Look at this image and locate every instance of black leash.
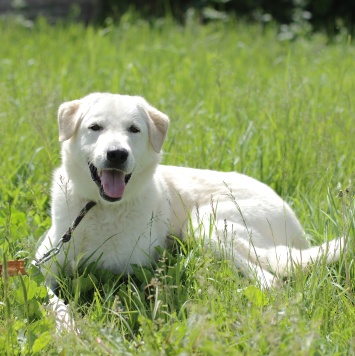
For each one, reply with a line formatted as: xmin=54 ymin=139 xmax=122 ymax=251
xmin=1 ymin=201 xmax=97 ymax=278
xmin=33 ymin=201 xmax=97 ymax=269
xmin=61 ymin=201 xmax=97 ymax=243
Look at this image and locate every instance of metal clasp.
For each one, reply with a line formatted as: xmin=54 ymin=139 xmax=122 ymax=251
xmin=34 ymin=240 xmax=64 ymax=267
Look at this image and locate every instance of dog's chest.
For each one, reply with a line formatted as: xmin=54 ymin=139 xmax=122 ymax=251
xmin=67 ymin=203 xmax=169 ymax=274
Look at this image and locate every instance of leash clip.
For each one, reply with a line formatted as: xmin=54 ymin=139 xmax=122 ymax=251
xmin=34 ymin=240 xmax=64 ymax=268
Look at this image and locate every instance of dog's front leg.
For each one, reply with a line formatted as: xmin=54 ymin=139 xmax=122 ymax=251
xmin=46 ymin=286 xmax=79 ymax=334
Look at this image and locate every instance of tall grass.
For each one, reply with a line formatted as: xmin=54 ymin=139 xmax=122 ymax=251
xmin=0 ymin=14 xmax=355 ymax=354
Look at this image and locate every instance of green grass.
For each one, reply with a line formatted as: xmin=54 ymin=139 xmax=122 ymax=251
xmin=1 ymin=14 xmax=355 ymax=354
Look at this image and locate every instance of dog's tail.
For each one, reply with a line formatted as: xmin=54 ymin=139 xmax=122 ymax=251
xmin=237 ymin=237 xmax=346 ymax=276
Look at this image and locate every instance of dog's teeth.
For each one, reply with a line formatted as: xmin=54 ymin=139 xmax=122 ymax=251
xmin=98 ymin=171 xmax=102 ymax=177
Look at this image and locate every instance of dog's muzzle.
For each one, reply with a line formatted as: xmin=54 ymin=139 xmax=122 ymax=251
xmin=89 ymin=163 xmax=132 ymax=202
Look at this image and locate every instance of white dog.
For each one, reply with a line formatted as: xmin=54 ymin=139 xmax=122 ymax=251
xmin=36 ymin=92 xmax=344 ymax=329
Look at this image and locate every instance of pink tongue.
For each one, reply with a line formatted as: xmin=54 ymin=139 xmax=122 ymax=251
xmin=101 ymin=170 xmax=126 ymax=198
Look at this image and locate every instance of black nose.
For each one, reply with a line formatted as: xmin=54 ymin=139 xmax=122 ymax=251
xmin=106 ymin=148 xmax=129 ymax=164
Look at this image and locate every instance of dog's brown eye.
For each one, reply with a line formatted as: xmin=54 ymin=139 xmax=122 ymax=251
xmin=129 ymin=125 xmax=140 ymax=133
xmin=89 ymin=124 xmax=102 ymax=132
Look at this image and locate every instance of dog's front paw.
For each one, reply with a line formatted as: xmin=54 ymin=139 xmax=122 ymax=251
xmin=47 ymin=289 xmax=80 ymax=334
xmin=53 ymin=304 xmax=79 ymax=334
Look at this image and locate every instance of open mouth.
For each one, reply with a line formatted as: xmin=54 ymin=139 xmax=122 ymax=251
xmin=89 ymin=163 xmax=132 ymax=202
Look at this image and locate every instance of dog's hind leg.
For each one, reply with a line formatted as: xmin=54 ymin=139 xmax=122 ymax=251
xmin=186 ymin=205 xmax=279 ymax=289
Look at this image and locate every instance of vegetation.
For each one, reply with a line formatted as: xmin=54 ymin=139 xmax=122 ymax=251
xmin=0 ymin=14 xmax=355 ymax=354
xmin=102 ymin=0 xmax=355 ymax=35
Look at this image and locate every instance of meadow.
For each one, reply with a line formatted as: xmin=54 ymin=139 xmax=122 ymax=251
xmin=0 ymin=13 xmax=355 ymax=355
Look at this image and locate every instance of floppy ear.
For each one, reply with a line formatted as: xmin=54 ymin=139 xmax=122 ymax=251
xmin=143 ymin=103 xmax=170 ymax=153
xmin=58 ymin=100 xmax=81 ymax=142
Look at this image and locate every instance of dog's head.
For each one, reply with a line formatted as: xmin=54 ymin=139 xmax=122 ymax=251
xmin=57 ymin=93 xmax=169 ymax=203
